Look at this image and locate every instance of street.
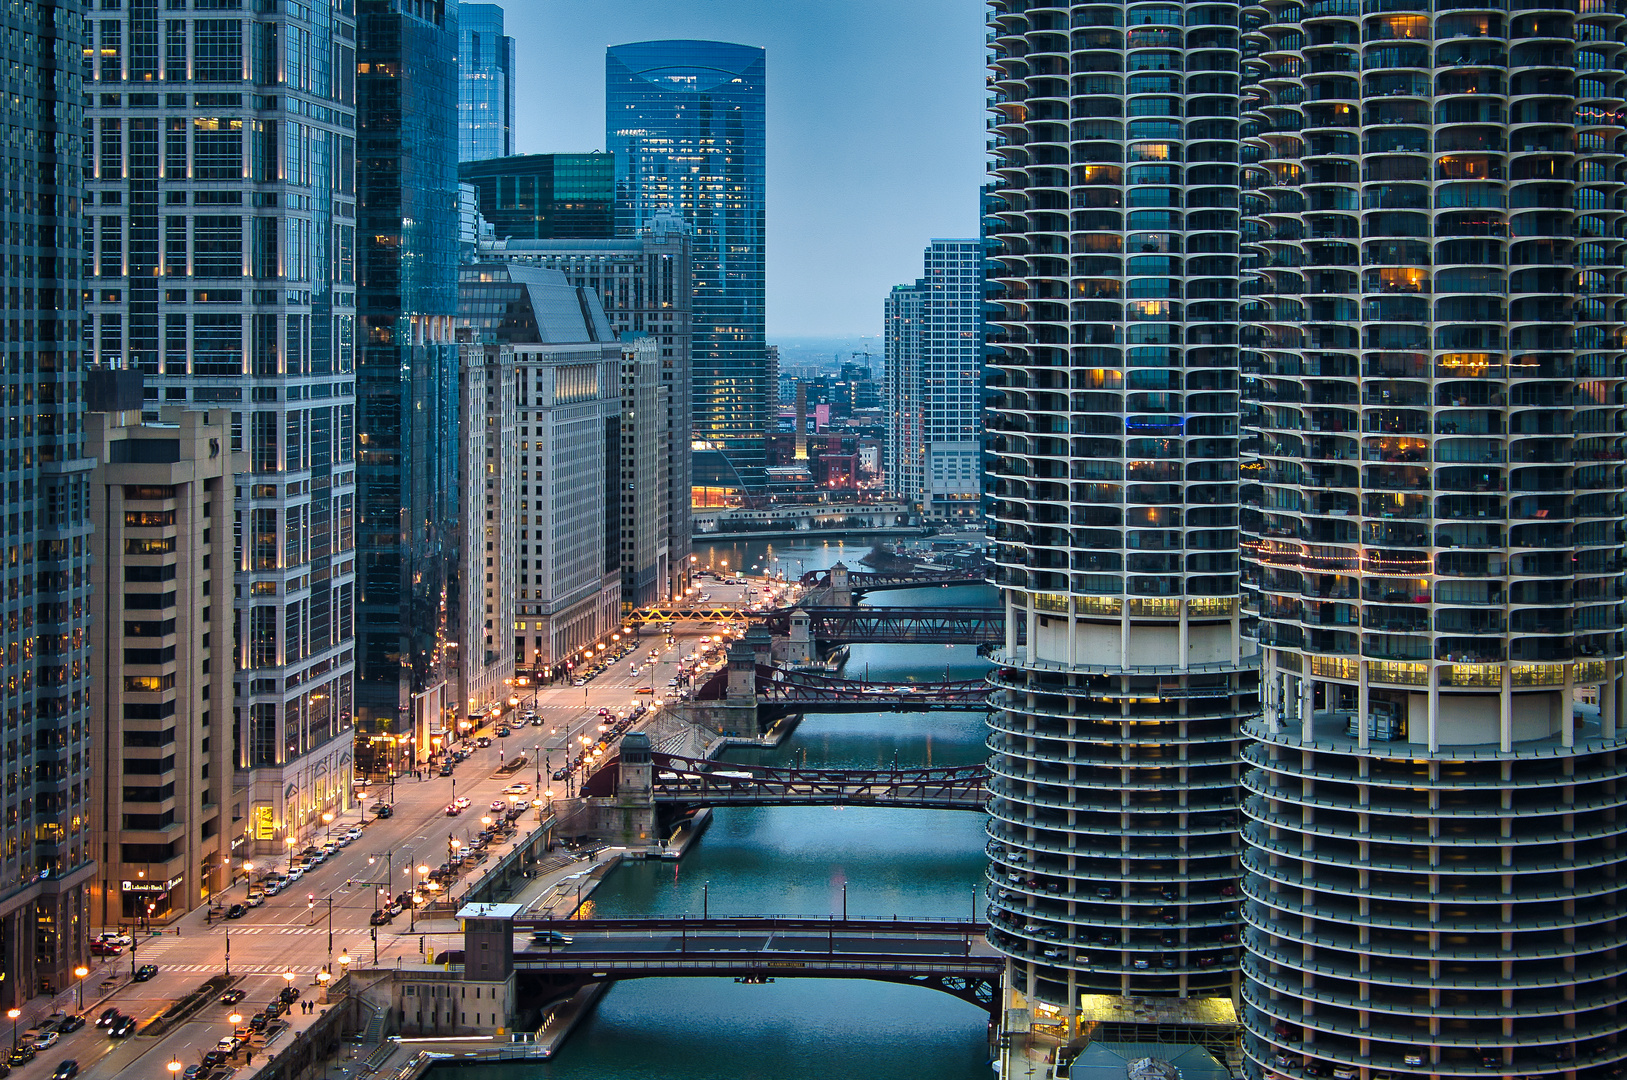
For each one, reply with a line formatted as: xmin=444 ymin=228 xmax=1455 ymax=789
xmin=6 ymin=578 xmax=789 ymax=1080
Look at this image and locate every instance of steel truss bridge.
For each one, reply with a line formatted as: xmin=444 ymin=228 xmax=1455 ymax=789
xmin=756 ymin=605 xmax=1005 ymax=645
xmin=493 ymin=916 xmax=1001 ymax=1014
xmin=578 ymin=750 xmax=986 ymax=812
xmin=755 ymin=665 xmax=990 ymax=714
xmin=799 ymin=568 xmax=989 ymax=592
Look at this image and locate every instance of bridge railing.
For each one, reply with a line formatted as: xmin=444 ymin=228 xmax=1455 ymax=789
xmin=512 ymin=915 xmax=986 ymax=933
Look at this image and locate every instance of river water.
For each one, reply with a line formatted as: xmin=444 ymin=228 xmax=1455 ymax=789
xmin=442 ymin=539 xmax=998 ymax=1080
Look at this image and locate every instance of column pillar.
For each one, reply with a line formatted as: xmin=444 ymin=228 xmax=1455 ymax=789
xmin=1426 ymin=663 xmax=1440 ymax=753
xmin=1499 ymin=664 xmax=1513 ymax=753
xmin=1357 ymin=661 xmax=1370 ymax=751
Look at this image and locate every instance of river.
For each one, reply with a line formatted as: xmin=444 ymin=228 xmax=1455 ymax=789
xmin=442 ymin=538 xmax=997 ymax=1079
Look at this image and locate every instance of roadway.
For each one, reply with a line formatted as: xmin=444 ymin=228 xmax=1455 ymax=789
xmin=12 ymin=578 xmax=783 ymax=1080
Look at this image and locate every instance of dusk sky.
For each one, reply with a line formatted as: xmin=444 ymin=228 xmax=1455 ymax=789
xmin=503 ymin=0 xmax=987 ymax=340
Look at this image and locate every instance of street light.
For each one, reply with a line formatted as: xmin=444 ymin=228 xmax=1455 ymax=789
xmin=338 ymin=950 xmax=352 ymax=975
xmin=167 ymin=1058 xmax=182 ymax=1078
xmin=242 ymin=861 xmax=255 ymax=898
xmin=321 ymin=811 xmax=335 ymax=843
xmin=283 ymin=971 xmax=296 ymax=995
xmin=74 ymin=964 xmax=89 ymax=1011
xmin=7 ymin=1007 xmax=20 ymax=1051
xmin=411 ymin=865 xmax=428 ymax=932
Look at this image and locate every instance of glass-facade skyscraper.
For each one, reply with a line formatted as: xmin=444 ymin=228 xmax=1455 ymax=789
xmin=458 ymin=153 xmax=615 ymax=241
xmin=0 ymin=0 xmax=94 ymax=1006
xmin=84 ymin=0 xmax=360 ymax=865
xmin=457 ymin=2 xmax=513 ymax=162
xmin=355 ymin=0 xmax=461 ymax=757
xmin=607 ymin=40 xmax=767 ymax=493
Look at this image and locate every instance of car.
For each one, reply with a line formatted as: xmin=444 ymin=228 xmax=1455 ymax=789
xmin=133 ymin=963 xmax=158 ymax=981
xmin=96 ymin=931 xmax=133 ymax=947
xmin=217 ymin=1037 xmax=240 ymax=1053
xmin=490 ymin=800 xmax=507 ymax=812
xmin=184 ymin=1066 xmax=203 ymax=1080
xmin=279 ymin=986 xmax=301 ymax=1004
xmin=476 ymin=737 xmax=492 ymax=749
xmin=200 ymin=1052 xmax=226 ymax=1069
xmin=244 ymin=892 xmax=265 ymax=907
xmin=1332 ymin=1069 xmax=1357 ymax=1080
xmin=497 ymin=726 xmax=511 ymax=737
xmin=48 ymin=1065 xmax=79 ymax=1080
xmin=225 ymin=903 xmax=247 ymax=919
xmin=370 ymin=909 xmax=392 ymax=926
xmin=1132 ymin=958 xmax=1151 ymax=970
xmin=438 ymin=764 xmax=454 ymax=777
xmin=32 ymin=1033 xmax=60 ymax=1051
xmin=108 ymin=1018 xmax=136 ymax=1038
xmin=265 ymin=881 xmax=286 ymax=896
xmin=286 ymin=867 xmax=305 ymax=881
xmin=53 ymin=1017 xmax=84 ymax=1035
xmin=262 ymin=1002 xmax=285 ymax=1020
xmin=504 ymin=783 xmax=530 ymax=795
xmin=455 ymin=796 xmax=470 ymax=808
xmin=1403 ymin=1058 xmax=1424 ymax=1069
xmin=377 ymin=802 xmax=395 ymax=817
xmin=334 ymin=834 xmax=353 ymax=848
xmin=531 ymin=716 xmax=546 ymax=726
xmin=89 ymin=941 xmax=122 ymax=957
xmin=345 ymin=827 xmax=362 ymax=840
xmin=247 ymin=1016 xmax=268 ymax=1033
xmin=370 ymin=802 xmax=390 ymax=815
xmin=634 ymin=686 xmax=654 ymax=694
xmin=96 ymin=1009 xmax=120 ymax=1029
xmin=220 ymin=989 xmax=246 ymax=1006
xmin=444 ymin=803 xmax=461 ymax=816
xmin=6 ymin=1049 xmax=33 ymax=1068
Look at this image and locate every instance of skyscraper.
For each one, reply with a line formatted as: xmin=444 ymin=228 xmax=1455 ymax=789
xmin=83 ymin=0 xmax=360 ymax=864
xmin=1238 ymin=3 xmax=1627 ymax=1075
xmin=355 ymin=0 xmax=461 ymax=762
xmin=459 ymin=153 xmax=615 ymax=241
xmin=884 ymin=240 xmax=985 ymax=522
xmin=984 ymin=0 xmax=1253 ymax=1030
xmin=607 ymin=40 xmax=767 ymax=495
xmin=0 ymin=0 xmax=94 ymax=1006
xmin=457 ymin=2 xmax=514 ymax=162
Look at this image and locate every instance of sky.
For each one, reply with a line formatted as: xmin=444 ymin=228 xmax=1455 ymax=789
xmin=502 ymin=0 xmax=988 ymax=340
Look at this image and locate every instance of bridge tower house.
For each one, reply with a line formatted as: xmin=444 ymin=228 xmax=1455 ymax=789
xmin=785 ymin=608 xmax=814 ymax=665
xmin=829 ymin=561 xmax=853 ymax=606
xmin=604 ymin=732 xmax=657 ymax=850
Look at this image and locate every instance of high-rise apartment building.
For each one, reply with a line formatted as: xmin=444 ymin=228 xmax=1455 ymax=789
xmin=354 ymin=0 xmax=461 ymax=767
xmin=82 ymin=0 xmax=360 ymax=860
xmin=459 ymin=153 xmax=615 ymax=241
xmin=607 ymin=40 xmax=767 ymax=495
xmin=983 ymin=0 xmax=1253 ymax=1030
xmin=1238 ymin=5 xmax=1627 ymax=1076
xmin=482 ymin=217 xmax=694 ymax=601
xmin=87 ymin=403 xmax=235 ymax=926
xmin=456 ymin=2 xmax=514 ymax=162
xmin=0 ymin=0 xmax=94 ymax=1006
xmin=884 ymin=240 xmax=985 ymax=522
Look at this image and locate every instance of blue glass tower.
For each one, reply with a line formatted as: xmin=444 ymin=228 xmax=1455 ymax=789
xmin=606 ymin=40 xmax=767 ymax=494
xmin=356 ymin=0 xmax=462 ymax=757
xmin=457 ymin=3 xmax=514 ymax=162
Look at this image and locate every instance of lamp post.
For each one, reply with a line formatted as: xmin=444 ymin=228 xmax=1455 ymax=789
xmin=411 ymin=865 xmax=428 ymax=933
xmin=74 ymin=964 xmax=88 ymax=1012
xmin=338 ymin=950 xmax=351 ymax=978
xmin=317 ymin=968 xmax=331 ymax=1003
xmin=242 ymin=861 xmax=255 ymax=899
xmin=167 ymin=1058 xmax=181 ymax=1079
xmin=321 ymin=811 xmax=335 ymax=844
xmin=283 ymin=970 xmax=296 ymax=997
xmin=7 ymin=1007 xmax=20 ymax=1052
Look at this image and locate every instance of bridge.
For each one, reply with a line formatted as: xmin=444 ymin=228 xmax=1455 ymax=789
xmin=448 ymin=914 xmax=1000 ymax=1020
xmin=799 ymin=567 xmax=989 ymax=593
xmin=758 ymin=606 xmax=1005 ymax=646
xmin=579 ymin=750 xmax=987 ymax=811
xmin=755 ymin=666 xmax=990 ymax=717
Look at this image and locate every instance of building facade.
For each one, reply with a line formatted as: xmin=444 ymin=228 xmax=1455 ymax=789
xmin=0 ymin=0 xmax=95 ymax=1006
xmin=618 ymin=338 xmax=669 ymax=610
xmin=459 ymin=153 xmax=615 ymax=241
xmin=87 ymin=405 xmax=235 ymax=927
xmin=1238 ymin=2 xmax=1627 ymax=1075
xmin=456 ymin=2 xmax=514 ymax=163
xmin=457 ymin=264 xmax=623 ymax=676
xmin=483 ymin=218 xmax=694 ymax=600
xmin=451 ymin=338 xmax=517 ymax=729
xmin=355 ymin=0 xmax=461 ymax=772
xmin=82 ymin=0 xmax=360 ymax=860
xmin=607 ymin=40 xmax=767 ymax=493
xmin=984 ymin=0 xmax=1253 ymax=1030
xmin=885 ymin=240 xmax=986 ymax=521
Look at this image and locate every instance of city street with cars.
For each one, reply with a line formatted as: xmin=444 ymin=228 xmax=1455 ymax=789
xmin=0 ymin=578 xmax=779 ymax=1080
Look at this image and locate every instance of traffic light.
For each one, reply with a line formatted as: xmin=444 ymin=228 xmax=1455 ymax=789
xmin=307 ymin=893 xmax=315 ymax=909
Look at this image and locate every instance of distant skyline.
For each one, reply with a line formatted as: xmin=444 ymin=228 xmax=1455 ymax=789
xmin=503 ymin=0 xmax=986 ymax=339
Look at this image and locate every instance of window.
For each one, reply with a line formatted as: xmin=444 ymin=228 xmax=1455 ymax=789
xmin=193 ymin=19 xmax=243 ymax=81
